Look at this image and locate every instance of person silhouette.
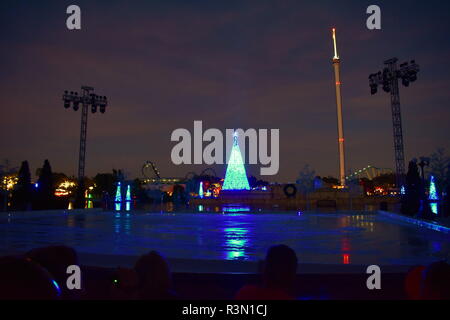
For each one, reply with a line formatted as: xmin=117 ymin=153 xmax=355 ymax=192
xmin=235 ymin=244 xmax=298 ymax=300
xmin=26 ymin=245 xmax=80 ymax=299
xmin=0 ymin=256 xmax=61 ymax=300
xmin=420 ymin=261 xmax=450 ymax=300
xmin=134 ymin=251 xmax=177 ymax=299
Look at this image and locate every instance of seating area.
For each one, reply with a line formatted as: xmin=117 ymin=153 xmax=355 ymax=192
xmin=0 ymin=245 xmax=449 ymax=300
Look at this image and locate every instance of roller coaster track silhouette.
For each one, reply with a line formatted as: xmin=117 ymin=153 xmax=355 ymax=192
xmin=345 ymin=165 xmax=392 ymax=181
xmin=142 ymin=161 xmax=218 ymax=183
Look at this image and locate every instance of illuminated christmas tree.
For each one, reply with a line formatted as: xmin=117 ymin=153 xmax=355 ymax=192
xmin=115 ymin=182 xmax=122 ymax=211
xmin=125 ymin=185 xmax=131 ymax=211
xmin=428 ymin=175 xmax=438 ymax=201
xmin=86 ymin=192 xmax=93 ymax=209
xmin=198 ymin=181 xmax=204 ymax=198
xmin=429 ymin=175 xmax=439 ymax=215
xmin=222 ymin=132 xmax=250 ymax=191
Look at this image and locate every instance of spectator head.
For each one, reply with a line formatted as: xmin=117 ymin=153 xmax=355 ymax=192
xmin=421 ymin=261 xmax=450 ymax=300
xmin=0 ymin=256 xmax=61 ymax=300
xmin=134 ymin=251 xmax=172 ymax=298
xmin=404 ymin=265 xmax=426 ymax=300
xmin=26 ymin=246 xmax=78 ymax=282
xmin=263 ymin=244 xmax=298 ymax=290
xmin=26 ymin=246 xmax=79 ymax=299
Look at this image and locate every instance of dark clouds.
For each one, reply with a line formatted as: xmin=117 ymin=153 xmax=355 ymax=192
xmin=1 ymin=0 xmax=449 ymax=181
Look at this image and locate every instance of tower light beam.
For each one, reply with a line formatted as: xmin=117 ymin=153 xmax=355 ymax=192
xmin=332 ymin=28 xmax=339 ymax=60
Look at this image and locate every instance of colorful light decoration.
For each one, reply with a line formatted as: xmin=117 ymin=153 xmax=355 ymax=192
xmin=212 ymin=183 xmax=221 ymax=197
xmin=400 ymin=185 xmax=406 ymax=195
xmin=343 ymin=254 xmax=350 ymax=265
xmin=222 ymin=132 xmax=250 ymax=191
xmin=373 ymin=186 xmax=386 ymax=195
xmin=60 ymin=180 xmax=76 ymax=189
xmin=54 ymin=180 xmax=77 ymax=197
xmin=55 ymin=189 xmax=69 ymax=197
xmin=2 ymin=175 xmax=18 ymax=191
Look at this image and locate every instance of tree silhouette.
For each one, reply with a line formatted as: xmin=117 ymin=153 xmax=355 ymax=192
xmin=444 ymin=164 xmax=450 ymax=217
xmin=35 ymin=159 xmax=55 ymax=210
xmin=74 ymin=179 xmax=85 ymax=209
xmin=296 ymin=165 xmax=316 ymax=194
xmin=401 ymin=160 xmax=422 ymax=216
xmin=11 ymin=161 xmax=33 ymax=211
xmin=322 ymin=176 xmax=339 ymax=186
xmin=93 ymin=173 xmax=116 ymax=197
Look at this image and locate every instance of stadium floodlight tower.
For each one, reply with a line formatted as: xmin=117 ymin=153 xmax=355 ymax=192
xmin=332 ymin=28 xmax=346 ymax=188
xmin=368 ymin=59 xmax=420 ymax=189
xmin=62 ymin=86 xmax=108 ymax=207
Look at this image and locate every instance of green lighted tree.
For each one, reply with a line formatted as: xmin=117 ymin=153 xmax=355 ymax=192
xmin=428 ymin=148 xmax=449 ymax=196
xmin=222 ymin=134 xmax=250 ymax=190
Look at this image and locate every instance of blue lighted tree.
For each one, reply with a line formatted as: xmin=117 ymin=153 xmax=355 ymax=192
xmin=115 ymin=182 xmax=122 ymax=211
xmin=429 ymin=175 xmax=438 ymax=201
xmin=126 ymin=185 xmax=131 ymax=201
xmin=198 ymin=181 xmax=204 ymax=198
xmin=222 ymin=133 xmax=250 ymax=191
xmin=115 ymin=182 xmax=122 ymax=202
xmin=429 ymin=175 xmax=439 ymax=215
xmin=125 ymin=184 xmax=131 ymax=211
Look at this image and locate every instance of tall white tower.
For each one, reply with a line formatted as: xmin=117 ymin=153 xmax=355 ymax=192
xmin=332 ymin=28 xmax=346 ymax=187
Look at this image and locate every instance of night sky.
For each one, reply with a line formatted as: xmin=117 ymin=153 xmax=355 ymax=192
xmin=1 ymin=0 xmax=449 ymax=182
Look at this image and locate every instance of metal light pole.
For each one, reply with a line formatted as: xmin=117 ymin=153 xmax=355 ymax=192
xmin=63 ymin=86 xmax=108 ymax=208
xmin=369 ymin=58 xmax=420 ymax=189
